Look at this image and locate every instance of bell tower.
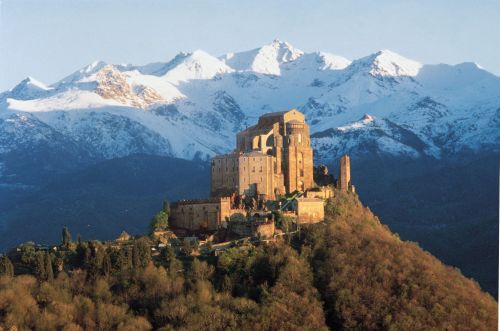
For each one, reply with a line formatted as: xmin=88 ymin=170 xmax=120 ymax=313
xmin=283 ymin=118 xmax=314 ymax=193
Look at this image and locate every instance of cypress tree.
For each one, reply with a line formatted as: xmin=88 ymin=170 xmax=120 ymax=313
xmin=45 ymin=253 xmax=54 ymax=281
xmin=62 ymin=226 xmax=72 ymax=248
xmin=35 ymin=252 xmax=46 ymax=280
xmin=103 ymin=251 xmax=112 ymax=277
xmin=0 ymin=256 xmax=14 ymax=277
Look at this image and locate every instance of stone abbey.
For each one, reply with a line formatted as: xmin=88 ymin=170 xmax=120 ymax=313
xmin=170 ymin=109 xmax=354 ymax=233
xmin=211 ymin=109 xmax=314 ymax=199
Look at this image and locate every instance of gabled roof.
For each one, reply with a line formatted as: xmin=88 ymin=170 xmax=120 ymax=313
xmin=260 ymin=110 xmax=288 ymax=118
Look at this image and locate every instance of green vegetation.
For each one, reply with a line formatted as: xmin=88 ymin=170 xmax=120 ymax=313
xmin=0 ymin=241 xmax=325 ymax=330
xmin=0 ymin=191 xmax=497 ymax=330
xmin=62 ymin=226 xmax=72 ymax=249
xmin=149 ymin=200 xmax=170 ymax=234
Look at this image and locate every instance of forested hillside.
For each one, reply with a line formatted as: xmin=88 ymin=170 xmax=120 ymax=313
xmin=296 ymin=191 xmax=498 ymax=330
xmin=0 ymin=191 xmax=496 ymax=330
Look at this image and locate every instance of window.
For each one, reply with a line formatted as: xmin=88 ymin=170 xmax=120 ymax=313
xmin=252 ymin=167 xmax=255 ymax=173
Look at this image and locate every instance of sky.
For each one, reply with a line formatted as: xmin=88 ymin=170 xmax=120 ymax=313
xmin=1 ymin=0 xmax=499 ymax=91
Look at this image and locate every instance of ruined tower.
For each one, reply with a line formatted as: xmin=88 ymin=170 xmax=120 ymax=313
xmin=338 ymin=154 xmax=351 ymax=191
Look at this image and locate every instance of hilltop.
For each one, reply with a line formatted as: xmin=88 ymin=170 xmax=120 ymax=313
xmin=0 ymin=190 xmax=496 ymax=330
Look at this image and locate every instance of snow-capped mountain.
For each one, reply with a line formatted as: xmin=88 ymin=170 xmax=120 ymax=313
xmin=1 ymin=39 xmax=499 ymax=184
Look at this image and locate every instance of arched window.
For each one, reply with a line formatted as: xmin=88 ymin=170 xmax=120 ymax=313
xmin=266 ymin=134 xmax=274 ymax=147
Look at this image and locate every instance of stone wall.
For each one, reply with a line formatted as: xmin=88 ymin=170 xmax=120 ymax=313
xmin=294 ymin=198 xmax=325 ymax=224
xmin=305 ymin=186 xmax=334 ymax=199
xmin=254 ymin=221 xmax=275 ymax=239
xmin=228 ymin=219 xmax=275 ymax=239
xmin=238 ymin=152 xmax=276 ymax=199
xmin=170 ymin=197 xmax=243 ymax=231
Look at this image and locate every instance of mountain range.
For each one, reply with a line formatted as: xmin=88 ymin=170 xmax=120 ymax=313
xmin=1 ymin=39 xmax=499 ymax=171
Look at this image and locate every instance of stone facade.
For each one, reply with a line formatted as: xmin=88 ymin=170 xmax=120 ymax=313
xmin=211 ymin=109 xmax=314 ymax=199
xmin=338 ymin=154 xmax=352 ymax=191
xmin=304 ymin=186 xmax=334 ymax=199
xmin=293 ymin=198 xmax=325 ymax=224
xmin=228 ymin=218 xmax=275 ymax=239
xmin=170 ymin=197 xmax=245 ymax=231
xmin=211 ymin=151 xmax=279 ymax=198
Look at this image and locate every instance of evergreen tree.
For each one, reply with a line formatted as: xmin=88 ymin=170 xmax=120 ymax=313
xmin=45 ymin=253 xmax=54 ymax=282
xmin=103 ymin=251 xmax=112 ymax=277
xmin=150 ymin=211 xmax=169 ymax=234
xmin=75 ymin=239 xmax=87 ymax=268
xmin=132 ymin=238 xmax=151 ymax=269
xmin=86 ymin=241 xmax=104 ymax=280
xmin=117 ymin=247 xmax=132 ymax=272
xmin=35 ymin=252 xmax=46 ymax=281
xmin=162 ymin=246 xmax=182 ymax=277
xmin=62 ymin=226 xmax=72 ymax=248
xmin=0 ymin=256 xmax=14 ymax=277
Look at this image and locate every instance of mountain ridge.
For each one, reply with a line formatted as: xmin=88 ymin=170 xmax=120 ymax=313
xmin=1 ymin=40 xmax=499 ymax=184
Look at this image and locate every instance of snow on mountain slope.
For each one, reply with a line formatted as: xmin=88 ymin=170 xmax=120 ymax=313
xmin=1 ymin=39 xmax=499 ymax=177
xmin=1 ymin=77 xmax=53 ymax=101
xmin=312 ymin=114 xmax=432 ymax=162
xmin=362 ymin=50 xmax=422 ymax=77
xmin=220 ymin=39 xmax=304 ymax=75
xmin=161 ymin=50 xmax=234 ymax=83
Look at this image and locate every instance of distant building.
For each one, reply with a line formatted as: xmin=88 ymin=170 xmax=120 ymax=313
xmin=170 ymin=197 xmax=245 ymax=231
xmin=116 ymin=231 xmax=131 ymax=241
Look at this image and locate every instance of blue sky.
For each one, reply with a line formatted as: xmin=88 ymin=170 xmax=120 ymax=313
xmin=1 ymin=0 xmax=499 ymax=91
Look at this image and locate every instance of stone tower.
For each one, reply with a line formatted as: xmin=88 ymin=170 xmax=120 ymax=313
xmin=338 ymin=154 xmax=351 ymax=191
xmin=284 ymin=119 xmax=314 ymax=192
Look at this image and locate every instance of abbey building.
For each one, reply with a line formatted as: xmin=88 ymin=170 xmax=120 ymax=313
xmin=170 ymin=109 xmax=354 ymax=233
xmin=211 ymin=109 xmax=314 ymax=199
